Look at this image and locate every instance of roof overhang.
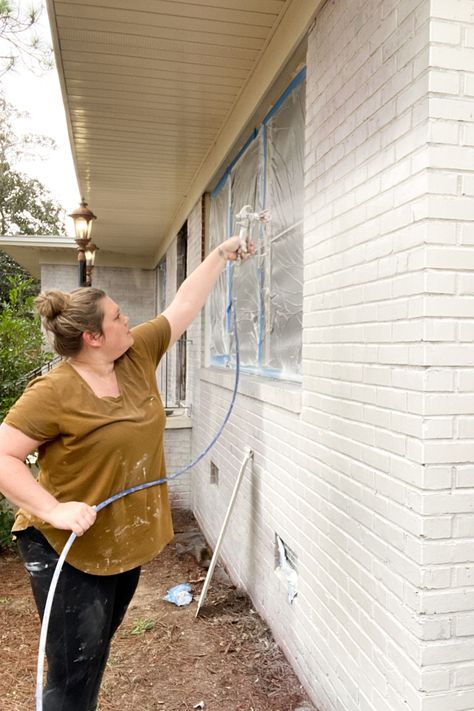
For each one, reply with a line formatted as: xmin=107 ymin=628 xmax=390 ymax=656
xmin=0 ymin=235 xmax=153 ymax=278
xmin=46 ymin=0 xmax=322 ymax=267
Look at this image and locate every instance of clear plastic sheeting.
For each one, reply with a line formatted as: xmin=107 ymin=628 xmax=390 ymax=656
xmin=230 ymin=134 xmax=262 ymax=368
xmin=208 ymin=69 xmax=305 ymax=379
xmin=264 ymin=79 xmax=305 ymax=376
xmin=266 ymin=225 xmax=303 ymax=375
xmin=209 ymin=178 xmax=231 ymax=363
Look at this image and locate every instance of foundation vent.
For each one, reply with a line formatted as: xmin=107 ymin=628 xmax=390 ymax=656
xmin=274 ymin=534 xmax=298 ymax=603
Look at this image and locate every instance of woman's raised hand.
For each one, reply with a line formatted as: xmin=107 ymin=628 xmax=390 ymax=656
xmin=218 ymin=236 xmax=256 ymax=262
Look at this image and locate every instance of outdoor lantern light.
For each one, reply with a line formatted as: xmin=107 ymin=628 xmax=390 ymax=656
xmin=69 ymin=198 xmax=97 ymax=287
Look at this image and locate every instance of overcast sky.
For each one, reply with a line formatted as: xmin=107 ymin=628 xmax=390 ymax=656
xmin=2 ymin=0 xmax=80 ymax=229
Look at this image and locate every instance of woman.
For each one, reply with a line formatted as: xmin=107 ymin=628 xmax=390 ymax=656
xmin=0 ymin=235 xmax=252 ymax=711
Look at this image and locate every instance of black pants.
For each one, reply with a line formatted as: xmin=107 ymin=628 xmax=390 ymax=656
xmin=17 ymin=528 xmax=141 ymax=711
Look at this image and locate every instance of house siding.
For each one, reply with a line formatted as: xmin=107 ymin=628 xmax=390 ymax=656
xmin=163 ymin=202 xmax=205 ymax=512
xmin=187 ymin=1 xmax=474 ymax=710
xmin=303 ymin=0 xmax=431 ymax=709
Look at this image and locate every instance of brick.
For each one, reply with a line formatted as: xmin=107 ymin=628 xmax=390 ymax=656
xmin=429 ymin=118 xmax=460 ymax=143
xmin=430 ymin=20 xmax=462 ymax=44
xmin=431 ymin=0 xmax=474 ymax=23
xmin=457 ymin=465 xmax=474 ymax=488
xmin=420 ymin=669 xmax=450 ymax=692
xmin=454 ymin=515 xmax=474 ymax=538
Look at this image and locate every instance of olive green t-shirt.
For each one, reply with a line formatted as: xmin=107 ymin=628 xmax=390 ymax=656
xmin=5 ymin=315 xmax=173 ymax=575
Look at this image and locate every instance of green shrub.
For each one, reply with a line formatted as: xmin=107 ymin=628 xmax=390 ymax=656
xmin=0 ymin=277 xmax=52 ymax=552
xmin=0 ymin=276 xmax=52 ymax=421
xmin=0 ymin=503 xmax=14 ymax=551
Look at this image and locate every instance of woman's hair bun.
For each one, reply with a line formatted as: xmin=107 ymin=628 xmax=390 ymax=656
xmin=34 ymin=290 xmax=72 ymax=322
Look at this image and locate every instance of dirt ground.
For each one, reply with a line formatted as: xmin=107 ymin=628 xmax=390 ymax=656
xmin=0 ymin=510 xmax=316 ymax=711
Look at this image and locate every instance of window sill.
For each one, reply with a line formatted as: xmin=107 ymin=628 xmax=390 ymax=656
xmin=200 ymin=367 xmax=301 ymax=414
xmin=165 ymin=410 xmax=192 ymax=429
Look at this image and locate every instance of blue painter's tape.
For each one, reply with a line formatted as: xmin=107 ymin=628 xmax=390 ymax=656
xmin=263 ymin=66 xmax=307 ymax=125
xmin=211 ymin=128 xmax=258 ymax=198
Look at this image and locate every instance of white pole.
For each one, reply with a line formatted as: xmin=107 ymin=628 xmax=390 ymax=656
xmin=195 ymin=447 xmax=254 ymax=617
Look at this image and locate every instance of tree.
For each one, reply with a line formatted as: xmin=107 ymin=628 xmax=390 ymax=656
xmin=0 ymin=94 xmax=64 ymax=233
xmin=0 ymin=160 xmax=65 ymax=235
xmin=0 ymin=94 xmax=66 ymax=301
xmin=0 ymin=0 xmax=53 ymax=75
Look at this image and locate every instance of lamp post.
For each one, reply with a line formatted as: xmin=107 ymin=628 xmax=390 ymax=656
xmin=69 ymin=199 xmax=97 ymax=287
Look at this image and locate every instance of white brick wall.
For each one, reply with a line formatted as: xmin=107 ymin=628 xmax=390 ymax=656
xmin=305 ymin=1 xmax=432 ymax=707
xmin=54 ymin=1 xmax=468 ymax=709
xmin=418 ymin=1 xmax=474 ymax=708
xmin=298 ymin=0 xmax=474 ymax=709
xmin=160 ymin=202 xmax=204 ymax=510
xmin=185 ymin=2 xmax=474 ymax=711
xmin=164 ymin=423 xmax=192 ymax=509
xmin=40 ymin=264 xmax=156 ymax=326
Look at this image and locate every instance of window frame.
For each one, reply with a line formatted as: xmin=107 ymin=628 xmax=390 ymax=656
xmin=208 ymin=67 xmax=306 ymax=382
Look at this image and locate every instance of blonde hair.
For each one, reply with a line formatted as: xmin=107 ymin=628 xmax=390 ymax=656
xmin=34 ymin=288 xmax=106 ymax=357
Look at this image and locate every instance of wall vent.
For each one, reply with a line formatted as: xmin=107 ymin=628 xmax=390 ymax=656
xmin=274 ymin=533 xmax=298 ymax=603
xmin=210 ymin=461 xmax=219 ymax=485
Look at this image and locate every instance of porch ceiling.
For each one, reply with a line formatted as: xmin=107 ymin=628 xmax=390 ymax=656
xmin=46 ymin=0 xmax=313 ymax=265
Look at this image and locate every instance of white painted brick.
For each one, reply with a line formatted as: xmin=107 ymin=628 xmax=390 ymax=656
xmin=422 ymin=516 xmax=452 ymax=538
xmin=425 ymin=393 xmax=474 ymax=415
xmin=465 ymin=73 xmax=474 ymax=99
xmin=421 ymin=466 xmax=453 ymax=490
xmin=424 ymin=320 xmax=457 ymax=342
xmin=424 ymin=441 xmax=474 ymax=464
xmin=455 ymin=566 xmax=474 ymax=588
xmin=458 ymin=274 xmax=474 ymax=294
xmin=454 ymin=662 xmax=474 ymax=685
xmin=430 ymin=0 xmax=474 ymax=23
xmin=430 ymin=144 xmax=474 ymax=170
xmin=424 ymin=343 xmax=474 ymax=366
xmin=462 ymin=174 xmax=474 ymax=196
xmin=430 ymin=20 xmax=462 ymax=44
xmin=460 ymin=223 xmax=474 ymax=246
xmin=421 ymin=566 xmax=452 ymax=589
xmin=429 ymin=118 xmax=460 ymax=143
xmin=420 ymin=669 xmax=451 ymax=692
xmin=459 ymin=323 xmax=474 ymax=341
xmin=421 ymin=587 xmax=474 ymax=619
xmin=188 ymin=3 xmax=474 ymax=711
xmin=428 ymin=67 xmax=462 ymax=94
xmin=426 ymin=247 xmax=474 ymax=270
xmin=456 ymin=465 xmax=474 ymax=488
xmin=430 ymin=45 xmax=474 ymax=73
xmin=454 ymin=514 xmax=474 ymax=538
xmin=423 ymin=690 xmax=474 ymax=711
xmin=424 ymin=368 xmax=455 ymax=391
xmin=426 ymin=220 xmax=457 ymax=245
xmin=424 ymin=492 xmax=474 ymax=516
xmin=423 ymin=417 xmax=454 ymax=438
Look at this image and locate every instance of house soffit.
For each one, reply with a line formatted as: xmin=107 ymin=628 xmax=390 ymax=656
xmin=47 ymin=0 xmax=317 ymax=264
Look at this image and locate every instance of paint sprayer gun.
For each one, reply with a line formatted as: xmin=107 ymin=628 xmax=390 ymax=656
xmin=235 ymin=204 xmax=270 ymax=257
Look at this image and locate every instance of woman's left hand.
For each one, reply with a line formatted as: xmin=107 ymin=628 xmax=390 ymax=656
xmin=218 ymin=236 xmax=256 ymax=262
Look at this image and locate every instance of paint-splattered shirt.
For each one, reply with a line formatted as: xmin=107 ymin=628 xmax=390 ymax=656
xmin=5 ymin=315 xmax=173 ymax=575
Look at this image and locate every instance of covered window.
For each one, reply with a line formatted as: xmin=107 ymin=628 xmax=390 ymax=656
xmin=208 ymin=68 xmax=305 ymax=380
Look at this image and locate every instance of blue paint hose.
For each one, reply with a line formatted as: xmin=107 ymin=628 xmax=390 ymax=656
xmin=35 ymin=276 xmax=240 ymax=711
